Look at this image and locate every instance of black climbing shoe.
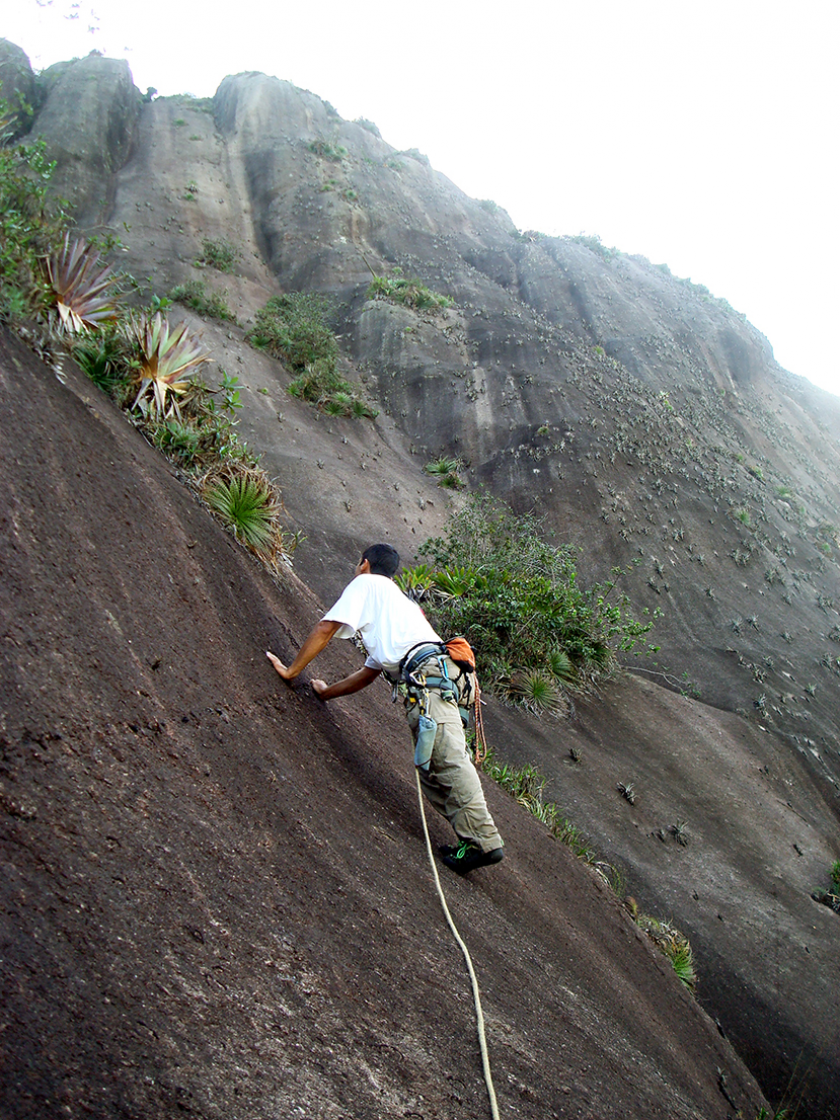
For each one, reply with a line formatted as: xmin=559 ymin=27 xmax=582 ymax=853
xmin=441 ymin=840 xmax=504 ymax=875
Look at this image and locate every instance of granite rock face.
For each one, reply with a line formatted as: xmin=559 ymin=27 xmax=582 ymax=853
xmin=0 ymin=38 xmax=40 ymax=137
xmin=31 ymin=53 xmax=140 ymax=225
xmin=7 ymin=47 xmax=840 ymax=1117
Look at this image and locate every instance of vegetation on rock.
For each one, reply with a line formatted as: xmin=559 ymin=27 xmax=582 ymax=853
xmin=247 ymin=292 xmax=376 ymax=418
xmin=0 ymin=96 xmax=69 ymax=320
xmin=170 ymin=278 xmax=237 ymax=322
xmin=366 ymin=269 xmax=453 ymax=312
xmin=194 ymin=236 xmax=241 ymax=275
xmin=201 ymin=464 xmax=285 ymax=564
xmin=397 ymin=494 xmax=658 ymax=705
xmin=131 ymin=313 xmax=211 ymax=420
xmin=42 ymin=235 xmax=121 ymax=334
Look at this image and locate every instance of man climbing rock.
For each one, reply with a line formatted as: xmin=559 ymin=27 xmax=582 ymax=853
xmin=267 ymin=543 xmax=504 ymax=874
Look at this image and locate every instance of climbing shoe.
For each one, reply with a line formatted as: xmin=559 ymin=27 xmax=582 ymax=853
xmin=441 ymin=840 xmax=504 ymax=875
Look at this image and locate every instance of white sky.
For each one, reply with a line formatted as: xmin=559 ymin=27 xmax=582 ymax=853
xmin=4 ymin=0 xmax=838 ymax=395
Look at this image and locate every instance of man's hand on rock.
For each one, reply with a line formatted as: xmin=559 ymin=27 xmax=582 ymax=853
xmin=266 ymin=650 xmax=294 ymax=682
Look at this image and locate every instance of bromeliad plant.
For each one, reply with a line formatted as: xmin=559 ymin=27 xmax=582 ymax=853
xmin=201 ymin=465 xmax=283 ymax=564
xmin=131 ymin=313 xmax=211 ymax=420
xmin=42 ymin=235 xmax=121 ymax=334
xmin=366 ymin=269 xmax=453 ymax=312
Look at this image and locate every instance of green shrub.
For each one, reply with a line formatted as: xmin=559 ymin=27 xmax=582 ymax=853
xmin=71 ymin=324 xmax=135 ymax=395
xmin=286 ymin=362 xmax=377 ymax=419
xmin=367 ymin=270 xmax=452 ymax=312
xmin=354 ymin=117 xmax=380 ymax=136
xmin=170 ymin=278 xmax=236 ymax=322
xmin=194 ymin=237 xmax=241 ymax=274
xmin=397 ymin=493 xmax=657 ymax=693
xmin=0 ymin=102 xmax=70 ymax=318
xmin=568 ymin=233 xmax=619 ymax=262
xmin=246 ymin=292 xmax=337 ymax=369
xmin=144 ymin=372 xmax=248 ymax=470
xmin=308 ymin=138 xmax=347 ymax=162
xmin=247 ymin=292 xmax=376 ymax=419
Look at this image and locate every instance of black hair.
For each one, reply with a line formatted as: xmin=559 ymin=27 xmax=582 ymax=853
xmin=362 ymin=543 xmax=400 ymax=577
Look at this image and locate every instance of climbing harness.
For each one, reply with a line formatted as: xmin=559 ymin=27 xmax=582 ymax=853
xmin=415 ymin=769 xmax=500 ymax=1120
xmin=392 ymin=639 xmax=487 ymax=765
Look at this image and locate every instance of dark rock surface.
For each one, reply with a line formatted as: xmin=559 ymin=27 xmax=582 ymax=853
xmin=4 ymin=44 xmax=840 ymax=1116
xmin=0 ymin=327 xmax=769 ymax=1119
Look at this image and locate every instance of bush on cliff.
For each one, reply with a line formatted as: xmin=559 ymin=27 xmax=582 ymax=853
xmin=397 ymin=493 xmax=658 ymax=704
xmin=0 ymin=94 xmax=69 ymax=319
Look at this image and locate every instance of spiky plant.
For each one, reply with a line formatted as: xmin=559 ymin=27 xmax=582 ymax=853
xmin=547 ymin=647 xmax=577 ymax=685
xmin=662 ymin=933 xmax=697 ymax=992
xmin=634 ymin=914 xmax=698 ymax=992
xmin=394 ymin=563 xmax=436 ymax=601
xmin=424 ymin=456 xmax=464 ymax=489
xmin=424 ymin=456 xmax=463 ymax=477
xmin=617 ymin=781 xmax=637 ymax=805
xmin=351 ymin=397 xmax=378 ymax=419
xmin=42 ymin=235 xmax=121 ymax=333
xmin=322 ymin=391 xmax=354 ymax=416
xmin=505 ymin=670 xmax=567 ymax=717
xmin=131 ymin=314 xmax=211 ymax=420
xmin=201 ymin=466 xmax=282 ymax=561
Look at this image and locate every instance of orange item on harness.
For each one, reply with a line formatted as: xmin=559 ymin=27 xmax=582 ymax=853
xmin=445 ymin=636 xmax=476 ymax=671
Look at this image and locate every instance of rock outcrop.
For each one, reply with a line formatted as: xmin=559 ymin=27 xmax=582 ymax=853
xmin=1 ymin=324 xmax=770 ymax=1120
xmin=0 ymin=38 xmax=40 ymax=137
xmin=4 ymin=43 xmax=840 ymax=1117
xmin=31 ymin=53 xmax=140 ymax=225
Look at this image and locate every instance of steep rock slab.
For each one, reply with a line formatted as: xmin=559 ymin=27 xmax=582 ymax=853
xmin=0 ymin=324 xmax=769 ymax=1119
xmin=7 ymin=48 xmax=840 ymax=1113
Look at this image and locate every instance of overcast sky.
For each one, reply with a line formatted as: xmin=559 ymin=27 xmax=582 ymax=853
xmin=4 ymin=1 xmax=838 ymax=395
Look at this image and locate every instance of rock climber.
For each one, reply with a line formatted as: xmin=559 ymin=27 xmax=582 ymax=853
xmin=267 ymin=543 xmax=504 ymax=874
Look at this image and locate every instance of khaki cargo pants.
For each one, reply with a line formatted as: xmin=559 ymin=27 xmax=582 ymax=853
xmin=404 ymin=663 xmax=503 ymax=853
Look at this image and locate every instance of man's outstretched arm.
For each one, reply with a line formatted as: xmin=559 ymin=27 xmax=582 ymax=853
xmin=310 ymin=665 xmax=381 ymax=701
xmin=267 ymin=620 xmax=381 ymax=700
xmin=266 ymin=619 xmax=342 ymax=682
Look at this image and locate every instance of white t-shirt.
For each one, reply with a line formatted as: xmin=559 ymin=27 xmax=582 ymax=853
xmin=323 ymin=573 xmax=441 ymax=674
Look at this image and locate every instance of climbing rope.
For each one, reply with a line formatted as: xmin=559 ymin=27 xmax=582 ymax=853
xmin=471 ymin=679 xmax=488 ymax=765
xmin=415 ymin=769 xmax=500 ymax=1120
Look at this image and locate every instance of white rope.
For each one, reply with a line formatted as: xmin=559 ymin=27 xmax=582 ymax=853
xmin=415 ymin=769 xmax=500 ymax=1120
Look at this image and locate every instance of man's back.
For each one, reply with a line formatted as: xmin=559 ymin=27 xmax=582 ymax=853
xmin=324 ymin=573 xmax=440 ymax=674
